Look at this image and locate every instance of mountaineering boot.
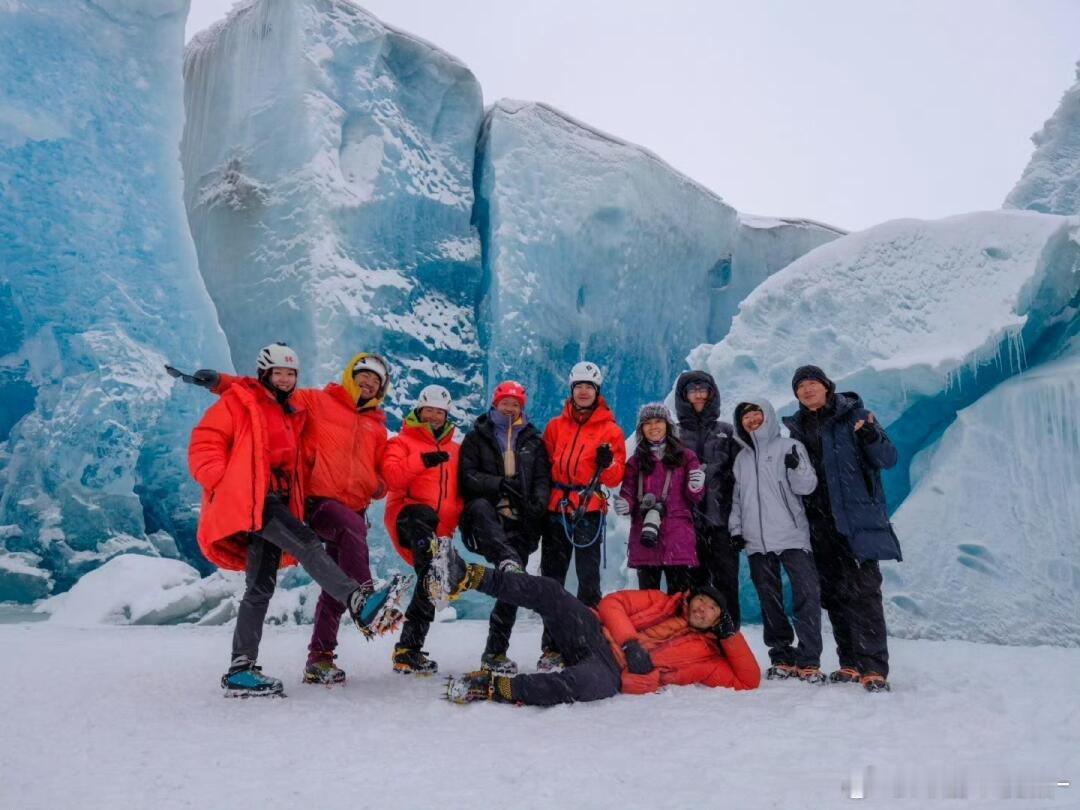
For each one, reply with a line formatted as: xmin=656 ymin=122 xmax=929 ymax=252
xmin=480 ymin=652 xmax=519 ymax=676
xmin=861 ymin=672 xmax=891 ymax=693
xmin=392 ymin=644 xmax=438 ymax=675
xmin=829 ymin=666 xmax=862 ymax=684
xmin=444 ymin=670 xmax=516 ymax=704
xmin=536 ymin=650 xmax=565 ymax=673
xmin=303 ymin=655 xmax=346 ymax=685
xmin=765 ymin=664 xmax=798 ymax=680
xmin=426 ymin=536 xmax=486 ymax=606
xmin=348 ymin=575 xmax=413 ymax=639
xmin=796 ymin=666 xmax=827 ymax=685
xmin=221 ymin=660 xmax=285 ymax=698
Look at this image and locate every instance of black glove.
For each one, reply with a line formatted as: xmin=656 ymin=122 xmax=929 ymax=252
xmin=191 ymin=369 xmax=220 ymax=389
xmin=856 ymin=421 xmax=878 ymax=443
xmin=784 ymin=446 xmax=800 ymax=470
xmin=594 ymin=443 xmax=614 ymax=471
xmin=622 ymin=640 xmax=654 ymax=675
xmin=500 ymin=474 xmax=523 ymax=500
xmin=729 ymin=534 xmax=747 ymax=552
xmin=421 ymin=451 xmax=450 ymax=468
xmin=714 ymin=610 xmax=737 ymax=641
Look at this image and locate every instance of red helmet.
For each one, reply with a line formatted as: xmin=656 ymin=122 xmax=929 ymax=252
xmin=492 ymin=380 xmax=527 ymax=408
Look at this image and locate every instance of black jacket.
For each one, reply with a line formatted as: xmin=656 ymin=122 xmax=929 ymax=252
xmin=459 ymin=413 xmax=551 ymax=522
xmin=783 ymin=392 xmax=902 ymax=562
xmin=674 ymin=371 xmax=737 ymax=536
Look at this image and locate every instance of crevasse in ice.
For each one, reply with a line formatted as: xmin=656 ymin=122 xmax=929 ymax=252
xmin=474 ymin=100 xmax=842 ymax=428
xmin=181 ymin=0 xmax=486 ymax=422
xmin=0 ymin=0 xmax=232 ymax=599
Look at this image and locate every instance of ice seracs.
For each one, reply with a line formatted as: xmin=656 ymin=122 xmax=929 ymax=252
xmin=181 ymin=0 xmax=486 ymax=421
xmin=0 ymin=0 xmax=231 ymax=600
xmin=474 ymin=99 xmax=841 ymax=427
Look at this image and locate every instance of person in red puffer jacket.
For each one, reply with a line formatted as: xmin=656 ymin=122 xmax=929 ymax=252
xmin=191 ymin=351 xmax=391 ymax=686
xmin=187 ymin=343 xmax=373 ymax=698
xmin=429 ymin=541 xmax=760 ymax=706
xmin=382 ymin=384 xmax=463 ymax=675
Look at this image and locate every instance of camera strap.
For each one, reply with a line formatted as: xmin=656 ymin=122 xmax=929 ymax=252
xmin=637 ymin=467 xmax=674 ymax=507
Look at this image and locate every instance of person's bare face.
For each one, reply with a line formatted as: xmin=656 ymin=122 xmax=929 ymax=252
xmin=687 ymin=388 xmax=710 ymax=412
xmin=687 ymin=595 xmax=722 ymax=630
xmin=796 ymin=380 xmax=829 ymax=411
xmin=495 ymin=397 xmax=522 ymax=420
xmin=572 ymin=383 xmax=597 ymax=408
xmin=269 ymin=368 xmax=297 ymax=393
xmin=354 ymin=370 xmax=381 ymax=400
xmin=641 ymin=418 xmax=667 ymax=443
xmin=418 ymin=407 xmax=447 ymax=430
xmin=740 ymin=409 xmax=764 ymax=433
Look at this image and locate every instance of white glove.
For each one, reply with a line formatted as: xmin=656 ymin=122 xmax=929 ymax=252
xmin=687 ymin=468 xmax=706 ymax=492
xmin=612 ymin=496 xmax=631 ymax=516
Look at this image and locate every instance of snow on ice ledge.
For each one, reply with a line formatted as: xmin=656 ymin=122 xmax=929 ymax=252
xmin=687 ymin=210 xmax=1080 ymax=507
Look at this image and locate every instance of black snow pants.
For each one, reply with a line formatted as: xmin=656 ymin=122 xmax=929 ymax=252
xmin=459 ymin=499 xmax=542 ymax=656
xmin=540 ymin=510 xmax=604 ymax=653
xmin=636 ymin=566 xmax=692 ymax=594
xmin=811 ymin=519 xmax=889 ymax=677
xmin=396 ymin=504 xmax=440 ymax=651
xmin=477 ymin=569 xmax=622 ymax=706
xmin=692 ymin=527 xmax=742 ymax=628
xmin=747 ymin=549 xmax=822 ymax=668
xmin=232 ymin=494 xmax=362 ymax=665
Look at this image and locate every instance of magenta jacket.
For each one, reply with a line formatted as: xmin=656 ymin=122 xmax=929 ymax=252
xmin=620 ymin=449 xmax=703 ymax=568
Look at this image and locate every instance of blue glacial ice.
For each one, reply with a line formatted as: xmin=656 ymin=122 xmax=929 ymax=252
xmin=886 ymin=340 xmax=1080 ymax=646
xmin=1005 ymin=62 xmax=1080 ymax=216
xmin=688 ymin=210 xmax=1080 ymax=508
xmin=474 ymin=100 xmax=842 ymax=428
xmin=0 ymin=0 xmax=232 ymax=599
xmin=181 ymin=0 xmax=486 ymax=421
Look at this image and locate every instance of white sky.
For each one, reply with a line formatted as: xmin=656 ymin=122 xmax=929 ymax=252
xmin=185 ymin=0 xmax=1080 ymax=231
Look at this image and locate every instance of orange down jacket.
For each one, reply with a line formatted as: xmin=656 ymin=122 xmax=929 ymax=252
xmin=214 ymin=373 xmax=387 ymax=512
xmin=542 ymin=396 xmax=627 ymax=513
xmin=187 ymin=378 xmax=306 ymax=571
xmin=382 ymin=413 xmax=463 ymax=565
xmin=597 ymin=589 xmax=761 ymax=694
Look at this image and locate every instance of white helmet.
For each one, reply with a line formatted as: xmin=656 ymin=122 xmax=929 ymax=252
xmin=569 ymin=360 xmax=603 ymax=389
xmin=351 ymin=354 xmax=388 ymax=386
xmin=256 ymin=342 xmax=300 ymax=373
xmin=415 ymin=384 xmax=452 ymax=411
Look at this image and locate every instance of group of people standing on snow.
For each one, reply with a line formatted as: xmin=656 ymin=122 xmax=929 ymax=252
xmin=179 ymin=341 xmax=901 ymax=705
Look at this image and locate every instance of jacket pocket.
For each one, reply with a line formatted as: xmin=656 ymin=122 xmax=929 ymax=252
xmin=778 ymin=482 xmax=799 ymax=528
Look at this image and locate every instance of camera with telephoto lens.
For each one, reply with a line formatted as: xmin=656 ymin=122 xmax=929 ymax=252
xmin=638 ymin=493 xmax=665 ymax=548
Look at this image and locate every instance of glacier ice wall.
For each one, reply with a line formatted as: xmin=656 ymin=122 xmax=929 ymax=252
xmin=688 ymin=210 xmax=1080 ymax=508
xmin=1005 ymin=63 xmax=1080 ymax=216
xmin=474 ymin=100 xmax=841 ymax=428
xmin=885 ymin=342 xmax=1080 ymax=646
xmin=0 ymin=0 xmax=232 ymax=599
xmin=182 ymin=0 xmax=485 ymax=421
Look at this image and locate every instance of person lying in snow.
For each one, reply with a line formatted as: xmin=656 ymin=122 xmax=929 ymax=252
xmin=427 ymin=539 xmax=761 ymax=705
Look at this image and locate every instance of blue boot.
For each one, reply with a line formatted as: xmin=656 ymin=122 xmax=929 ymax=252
xmin=221 ymin=662 xmax=285 ymax=698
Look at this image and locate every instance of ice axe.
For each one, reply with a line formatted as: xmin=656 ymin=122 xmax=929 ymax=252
xmin=164 ymin=364 xmax=197 ymax=384
xmin=569 ymin=467 xmax=605 ymax=527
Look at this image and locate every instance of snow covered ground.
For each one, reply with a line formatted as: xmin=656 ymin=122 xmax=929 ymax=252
xmin=1 ymin=617 xmax=1076 ymax=809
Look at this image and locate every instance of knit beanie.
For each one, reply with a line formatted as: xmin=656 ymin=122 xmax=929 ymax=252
xmin=791 ymin=365 xmax=835 ymax=396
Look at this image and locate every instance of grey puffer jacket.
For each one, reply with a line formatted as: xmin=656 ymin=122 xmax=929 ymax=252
xmin=729 ymin=398 xmax=818 ymax=555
